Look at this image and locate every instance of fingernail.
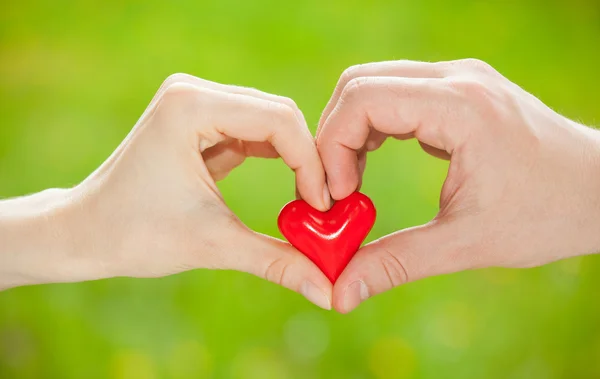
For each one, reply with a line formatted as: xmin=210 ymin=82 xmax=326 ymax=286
xmin=322 ymin=184 xmax=331 ymax=210
xmin=301 ymin=281 xmax=331 ymax=310
xmin=344 ymin=280 xmax=369 ymax=312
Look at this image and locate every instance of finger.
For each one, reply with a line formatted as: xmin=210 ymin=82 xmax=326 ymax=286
xmin=355 ymin=130 xmax=387 ymax=191
xmin=365 ymin=129 xmax=388 ymax=152
xmin=202 ymin=140 xmax=279 ymax=181
xmin=419 ymin=141 xmax=451 ymax=160
xmin=356 ymin=149 xmax=367 ymax=191
xmin=158 ymin=83 xmax=330 ymax=211
xmin=157 ymin=73 xmax=310 ymax=132
xmin=200 ymin=140 xmax=246 ymax=181
xmin=332 ymin=219 xmax=477 ymax=313
xmin=317 ymin=61 xmax=446 ymax=136
xmin=219 ymin=227 xmax=333 ymax=310
xmin=152 ymin=74 xmax=312 ymax=179
xmin=103 ymin=74 xmax=310 ymax=182
xmin=317 ymin=77 xmax=466 ymax=200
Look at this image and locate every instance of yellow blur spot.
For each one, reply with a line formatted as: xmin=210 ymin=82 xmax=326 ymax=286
xmin=368 ymin=338 xmax=416 ymax=379
xmin=167 ymin=340 xmax=213 ymax=379
xmin=231 ymin=348 xmax=291 ymax=379
xmin=431 ymin=302 xmax=477 ymax=350
xmin=110 ymin=350 xmax=156 ymax=379
xmin=557 ymin=257 xmax=583 ymax=276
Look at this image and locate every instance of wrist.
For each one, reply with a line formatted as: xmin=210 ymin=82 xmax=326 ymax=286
xmin=0 ymin=187 xmax=101 ymax=289
xmin=574 ymin=122 xmax=600 ymax=257
xmin=590 ymin=127 xmax=600 ymax=254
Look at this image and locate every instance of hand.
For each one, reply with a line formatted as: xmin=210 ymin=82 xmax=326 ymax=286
xmin=316 ymin=59 xmax=600 ymax=313
xmin=1 ymin=74 xmax=333 ymax=309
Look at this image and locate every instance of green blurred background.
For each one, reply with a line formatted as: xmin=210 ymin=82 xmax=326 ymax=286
xmin=1 ymin=1 xmax=600 ymax=378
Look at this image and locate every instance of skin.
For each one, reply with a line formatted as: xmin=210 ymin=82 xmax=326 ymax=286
xmin=2 ymin=60 xmax=599 ymax=314
xmin=0 ymin=74 xmax=333 ymax=310
xmin=316 ymin=58 xmax=600 ymax=313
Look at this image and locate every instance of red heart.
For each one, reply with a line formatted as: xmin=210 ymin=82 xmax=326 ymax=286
xmin=278 ymin=192 xmax=376 ymax=283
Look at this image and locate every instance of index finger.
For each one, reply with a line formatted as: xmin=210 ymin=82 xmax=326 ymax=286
xmin=317 ymin=61 xmax=445 ymax=137
xmin=316 ymin=77 xmax=464 ymax=200
xmin=158 ymin=83 xmax=330 ymax=211
xmin=156 ymin=73 xmax=311 ymax=134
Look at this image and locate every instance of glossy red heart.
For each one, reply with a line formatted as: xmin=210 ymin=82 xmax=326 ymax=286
xmin=278 ymin=192 xmax=376 ymax=283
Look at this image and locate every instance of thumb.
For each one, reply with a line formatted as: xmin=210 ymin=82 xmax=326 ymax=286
xmin=219 ymin=227 xmax=333 ymax=310
xmin=333 ymin=219 xmax=476 ymax=313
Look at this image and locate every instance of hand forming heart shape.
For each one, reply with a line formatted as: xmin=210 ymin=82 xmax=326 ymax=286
xmin=5 ymin=61 xmax=600 ymax=315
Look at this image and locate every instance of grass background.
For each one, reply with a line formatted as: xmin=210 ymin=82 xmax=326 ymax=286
xmin=1 ymin=1 xmax=600 ymax=378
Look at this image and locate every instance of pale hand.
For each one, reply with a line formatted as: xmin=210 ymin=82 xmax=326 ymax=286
xmin=0 ymin=74 xmax=333 ymax=310
xmin=316 ymin=59 xmax=600 ymax=313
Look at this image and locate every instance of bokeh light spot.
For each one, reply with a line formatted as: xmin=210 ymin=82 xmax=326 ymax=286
xmin=283 ymin=310 xmax=330 ymax=362
xmin=230 ymin=347 xmax=291 ymax=379
xmin=110 ymin=350 xmax=156 ymax=379
xmin=368 ymin=337 xmax=416 ymax=379
xmin=428 ymin=302 xmax=477 ymax=350
xmin=557 ymin=257 xmax=583 ymax=276
xmin=167 ymin=340 xmax=212 ymax=379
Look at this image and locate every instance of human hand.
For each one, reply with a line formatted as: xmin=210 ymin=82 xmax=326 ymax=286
xmin=316 ymin=59 xmax=600 ymax=312
xmin=1 ymin=74 xmax=333 ymax=309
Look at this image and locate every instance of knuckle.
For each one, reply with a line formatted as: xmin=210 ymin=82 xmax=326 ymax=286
xmin=340 ymin=77 xmax=370 ymax=102
xmin=375 ymin=243 xmax=409 ymax=288
xmin=263 ymin=257 xmax=291 ymax=286
xmin=458 ymin=58 xmax=497 ymax=75
xmin=448 ymin=77 xmax=490 ymax=99
xmin=269 ymin=101 xmax=297 ymax=124
xmin=446 ymin=77 xmax=511 ymax=123
xmin=154 ymin=83 xmax=209 ymax=131
xmin=276 ymin=96 xmax=300 ymax=113
xmin=160 ymin=81 xmax=202 ymax=102
xmin=339 ymin=64 xmax=363 ymax=87
xmin=162 ymin=72 xmax=194 ymax=87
